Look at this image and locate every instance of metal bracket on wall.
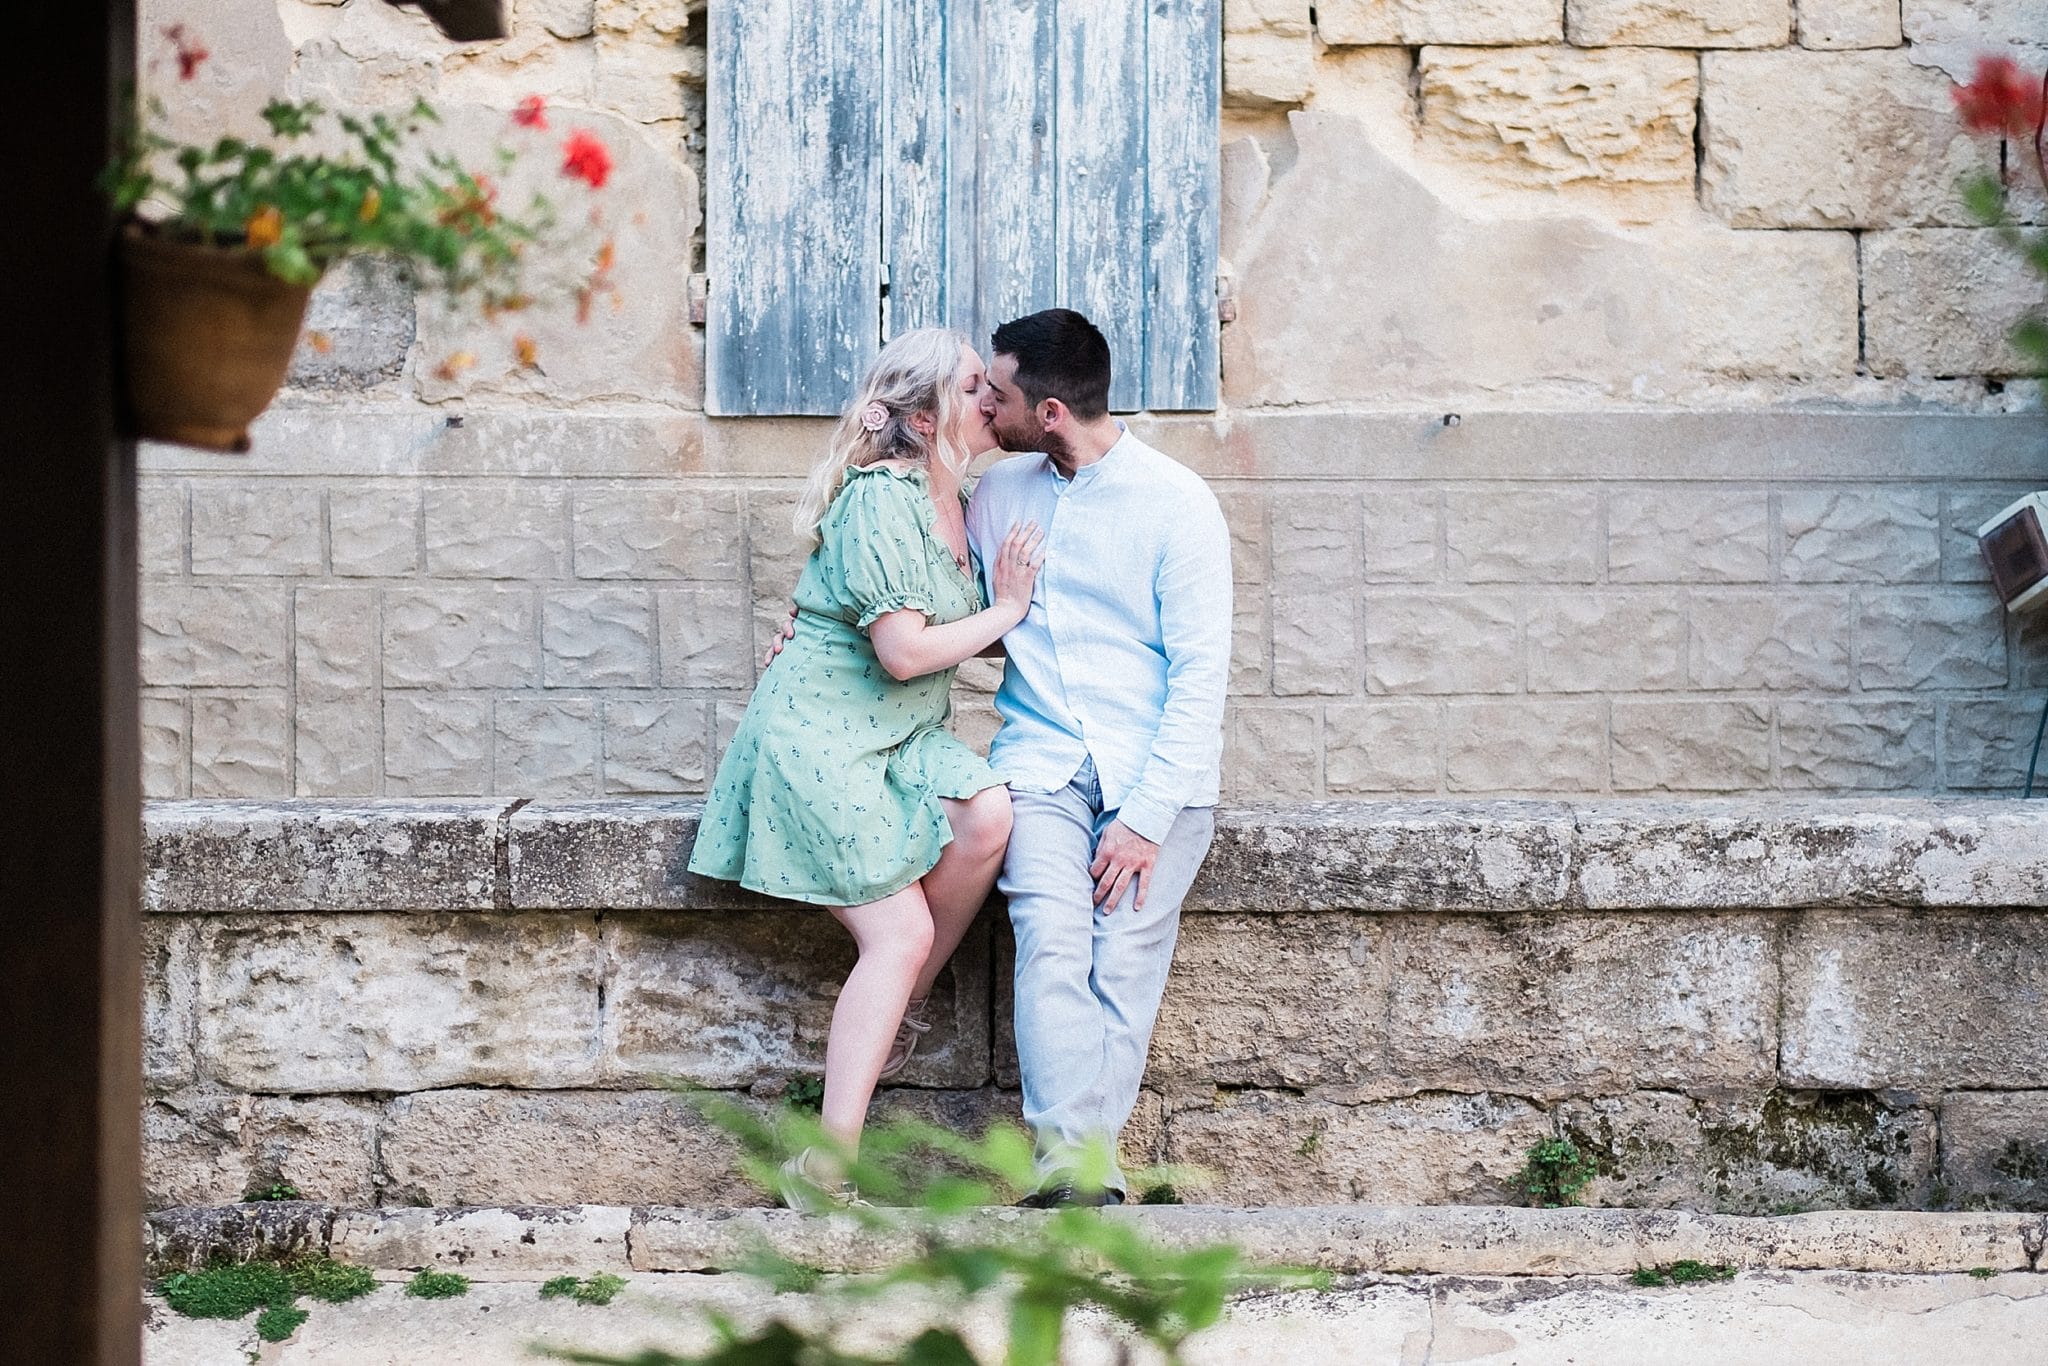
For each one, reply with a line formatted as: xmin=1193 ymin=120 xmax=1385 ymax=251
xmin=688 ymin=274 xmax=708 ymax=327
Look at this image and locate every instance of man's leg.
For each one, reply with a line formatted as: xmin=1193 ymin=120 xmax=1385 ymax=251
xmin=1087 ymin=803 xmax=1216 ymax=1193
xmin=1001 ymin=767 xmax=1106 ymax=1184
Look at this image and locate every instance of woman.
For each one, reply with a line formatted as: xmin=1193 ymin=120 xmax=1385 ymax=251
xmin=687 ymin=328 xmax=1041 ymax=1209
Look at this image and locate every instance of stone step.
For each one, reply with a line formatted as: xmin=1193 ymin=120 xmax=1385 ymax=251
xmin=146 ymin=1203 xmax=2048 ymax=1281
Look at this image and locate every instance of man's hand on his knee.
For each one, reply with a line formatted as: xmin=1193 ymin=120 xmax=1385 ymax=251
xmin=1089 ymin=819 xmax=1160 ymax=914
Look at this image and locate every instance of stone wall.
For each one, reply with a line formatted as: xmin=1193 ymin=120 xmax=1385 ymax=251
xmin=143 ymin=798 xmax=2048 ymax=1213
xmin=135 ymin=0 xmax=2048 ymax=801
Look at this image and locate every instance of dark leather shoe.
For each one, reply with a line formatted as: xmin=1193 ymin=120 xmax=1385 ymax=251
xmin=1016 ymin=1183 xmax=1125 ymax=1209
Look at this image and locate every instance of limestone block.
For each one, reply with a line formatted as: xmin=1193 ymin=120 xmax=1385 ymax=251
xmin=1780 ymin=488 xmax=1942 ymax=583
xmin=380 ymin=1089 xmax=741 ymax=1204
xmin=1568 ymin=0 xmax=1792 ymax=47
xmin=1419 ymin=47 xmax=1697 ymax=203
xmin=1939 ymin=1091 xmax=2048 ymax=1209
xmin=1325 ymin=701 xmax=1443 ymax=792
xmin=332 ymin=1204 xmax=630 ymax=1279
xmin=543 ymin=589 xmax=656 ymax=687
xmin=1526 ymin=594 xmax=1685 ymax=692
xmin=1386 ymin=913 xmax=1778 ymax=1096
xmin=1166 ymin=1092 xmax=1549 ymax=1205
xmin=1610 ymin=701 xmax=1773 ymax=791
xmin=595 ymin=23 xmax=699 ymax=124
xmin=1364 ymin=488 xmax=1441 ymax=583
xmin=189 ymin=483 xmax=322 ymax=576
xmin=533 ymin=0 xmax=598 ymax=40
xmin=601 ymin=699 xmax=709 ymax=793
xmin=575 ymin=485 xmax=743 ymax=580
xmin=595 ymin=0 xmax=693 ymax=36
xmin=143 ymin=800 xmax=501 ymax=912
xmin=328 ymin=484 xmax=419 ymax=577
xmin=1231 ymin=593 xmax=1271 ymax=696
xmin=1318 ymin=0 xmax=1561 ymax=45
xmin=1688 ymin=591 xmax=1854 ymax=690
xmin=1225 ymin=0 xmax=1312 ymax=107
xmin=142 ymin=692 xmax=188 ymax=798
xmin=198 ymin=913 xmax=603 ymax=1091
xmin=285 ymin=256 xmax=414 ymax=394
xmin=142 ymin=583 xmax=289 ymax=685
xmin=295 ymin=585 xmax=377 ymax=700
xmin=295 ymin=694 xmax=379 ymax=797
xmin=140 ymin=479 xmax=185 ymax=573
xmin=1366 ymin=592 xmax=1520 ymax=695
xmin=1943 ymin=697 xmax=2048 ymax=789
xmin=1149 ymin=915 xmax=1389 ymax=1087
xmin=143 ymin=1092 xmax=380 ymax=1209
xmin=495 ymin=698 xmax=600 ymax=795
xmin=1446 ymin=489 xmax=1599 ymax=583
xmin=382 ymin=585 xmax=539 ymax=687
xmin=508 ymin=800 xmax=745 ymax=910
xmin=1863 ymin=229 xmax=2048 ymax=377
xmin=144 ymin=918 xmax=197 ymax=1090
xmin=289 ymin=0 xmax=446 ymax=107
xmin=138 ymin=0 xmax=294 ymax=145
xmin=1903 ymin=0 xmax=2048 ymax=45
xmin=1445 ymin=700 xmax=1607 ymax=791
xmin=1800 ymin=0 xmax=1903 ymax=47
xmin=1560 ymin=1090 xmax=1937 ymax=1212
xmin=1856 ymin=589 xmax=2009 ymax=690
xmin=1223 ymin=704 xmax=1321 ymax=797
xmin=1217 ymin=491 xmax=1269 ymax=587
xmin=383 ymin=692 xmax=493 ymax=796
xmin=411 ymin=113 xmax=700 ymax=408
xmin=1700 ymin=51 xmax=1989 ymax=228
xmin=601 ymin=912 xmax=990 ymax=1088
xmin=1567 ymin=798 xmax=2048 ymax=908
xmin=1271 ymin=491 xmax=1363 ymax=696
xmin=657 ymin=584 xmax=753 ymax=689
xmin=191 ymin=692 xmax=290 ymax=798
xmin=1777 ymin=701 xmax=1938 ymax=789
xmin=1608 ymin=490 xmax=1771 ymax=583
xmin=422 ymin=482 xmax=569 ymax=579
xmin=1782 ymin=910 xmax=2048 ymax=1088
xmin=1664 ymin=227 xmax=1861 ymax=378
xmin=744 ymin=488 xmax=807 ymax=604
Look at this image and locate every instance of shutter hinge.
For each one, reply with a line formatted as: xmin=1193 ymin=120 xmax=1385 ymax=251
xmin=1216 ymin=270 xmax=1238 ymax=325
xmin=879 ymin=260 xmax=891 ymax=298
xmin=688 ymin=274 xmax=708 ymax=326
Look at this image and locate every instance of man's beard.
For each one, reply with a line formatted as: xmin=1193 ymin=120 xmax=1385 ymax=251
xmin=992 ymin=415 xmax=1070 ymax=465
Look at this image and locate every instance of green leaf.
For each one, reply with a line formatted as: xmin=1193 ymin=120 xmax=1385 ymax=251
xmin=1005 ymin=1293 xmax=1063 ymax=1366
xmin=900 ymin=1329 xmax=980 ymax=1366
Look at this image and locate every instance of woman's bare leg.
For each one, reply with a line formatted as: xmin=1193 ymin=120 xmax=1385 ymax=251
xmin=822 ymin=885 xmax=936 ymax=1152
xmin=913 ymin=787 xmax=1013 ymax=1000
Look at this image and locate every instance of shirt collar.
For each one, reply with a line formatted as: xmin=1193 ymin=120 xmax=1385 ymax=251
xmin=1049 ymin=422 xmax=1131 ymax=489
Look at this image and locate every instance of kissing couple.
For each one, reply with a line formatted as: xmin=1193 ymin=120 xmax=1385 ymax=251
xmin=688 ymin=308 xmax=1233 ymax=1209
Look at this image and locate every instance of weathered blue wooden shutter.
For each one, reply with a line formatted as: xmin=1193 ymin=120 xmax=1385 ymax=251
xmin=711 ymin=1 xmax=1219 ymax=416
xmin=707 ymin=1 xmax=882 ymax=416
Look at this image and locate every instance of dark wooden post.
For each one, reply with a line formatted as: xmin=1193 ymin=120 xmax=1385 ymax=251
xmin=0 ymin=3 xmax=143 ymax=1363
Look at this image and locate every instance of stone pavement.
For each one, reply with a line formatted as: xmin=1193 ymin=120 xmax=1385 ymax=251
xmin=144 ymin=1268 xmax=2048 ymax=1365
xmin=142 ymin=1205 xmax=2048 ymax=1364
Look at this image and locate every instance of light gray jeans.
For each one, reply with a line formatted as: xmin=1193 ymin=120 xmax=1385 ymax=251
xmin=1001 ymin=758 xmax=1216 ymax=1193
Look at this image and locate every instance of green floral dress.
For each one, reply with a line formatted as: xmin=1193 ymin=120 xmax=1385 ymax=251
xmin=688 ymin=463 xmax=1003 ymax=907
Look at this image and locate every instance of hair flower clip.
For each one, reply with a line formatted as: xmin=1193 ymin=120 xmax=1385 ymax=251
xmin=859 ymin=401 xmax=890 ymax=433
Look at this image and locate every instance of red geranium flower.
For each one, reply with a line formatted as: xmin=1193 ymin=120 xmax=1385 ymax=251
xmin=163 ymin=24 xmax=209 ymax=81
xmin=513 ymin=95 xmax=548 ymax=130
xmin=562 ymin=130 xmax=613 ymax=189
xmin=1954 ymin=55 xmax=2046 ymax=140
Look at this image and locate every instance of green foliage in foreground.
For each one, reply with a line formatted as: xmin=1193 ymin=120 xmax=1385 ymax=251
xmin=404 ymin=1269 xmax=472 ymax=1300
xmin=544 ymin=1099 xmax=1325 ymax=1366
xmin=1518 ymin=1138 xmax=1599 ymax=1209
xmin=542 ymin=1273 xmax=628 ymax=1306
xmin=1630 ymin=1260 xmax=1737 ymax=1288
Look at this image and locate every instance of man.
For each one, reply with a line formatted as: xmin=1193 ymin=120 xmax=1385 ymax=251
xmin=966 ymin=309 xmax=1232 ymax=1206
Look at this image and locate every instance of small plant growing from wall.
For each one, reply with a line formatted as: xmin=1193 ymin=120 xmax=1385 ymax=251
xmin=1518 ymin=1137 xmax=1599 ymax=1208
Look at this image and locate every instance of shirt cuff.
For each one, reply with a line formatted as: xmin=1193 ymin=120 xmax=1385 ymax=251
xmin=1114 ymin=791 xmax=1180 ymax=845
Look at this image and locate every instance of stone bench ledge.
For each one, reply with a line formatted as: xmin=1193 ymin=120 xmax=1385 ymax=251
xmin=141 ymin=796 xmax=2048 ymax=914
xmin=144 ymin=1202 xmax=2048 ymax=1279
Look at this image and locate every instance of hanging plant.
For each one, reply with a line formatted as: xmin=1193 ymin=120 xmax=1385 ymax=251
xmin=106 ymin=26 xmax=614 ymax=451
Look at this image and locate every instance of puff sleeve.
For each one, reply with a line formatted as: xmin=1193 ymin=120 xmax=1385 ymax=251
xmin=818 ymin=471 xmax=937 ymax=632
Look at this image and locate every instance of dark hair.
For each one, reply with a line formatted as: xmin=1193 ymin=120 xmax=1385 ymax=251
xmin=991 ymin=309 xmax=1112 ymax=420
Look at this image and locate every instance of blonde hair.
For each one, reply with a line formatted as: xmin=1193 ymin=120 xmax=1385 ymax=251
xmin=793 ymin=328 xmax=976 ymax=547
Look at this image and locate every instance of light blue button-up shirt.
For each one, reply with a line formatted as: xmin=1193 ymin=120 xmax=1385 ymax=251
xmin=964 ymin=428 xmax=1233 ymax=844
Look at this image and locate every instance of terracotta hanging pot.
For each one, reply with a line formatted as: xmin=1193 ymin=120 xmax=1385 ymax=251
xmin=118 ymin=226 xmax=316 ymax=453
